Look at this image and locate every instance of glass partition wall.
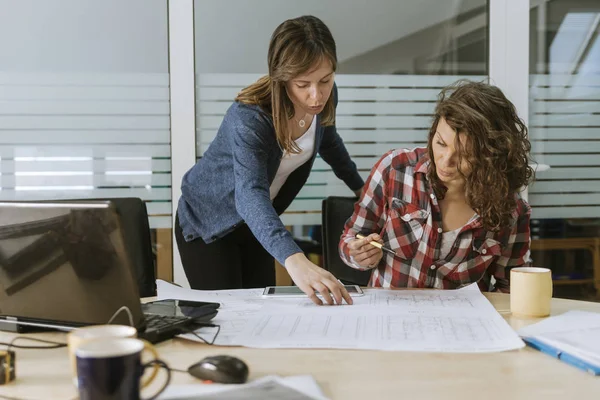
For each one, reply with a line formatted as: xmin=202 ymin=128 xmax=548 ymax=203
xmin=529 ymin=0 xmax=600 ymax=300
xmin=0 ymin=0 xmax=173 ymax=281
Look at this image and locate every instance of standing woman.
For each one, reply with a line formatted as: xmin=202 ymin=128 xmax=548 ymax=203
xmin=176 ymin=15 xmax=363 ymax=305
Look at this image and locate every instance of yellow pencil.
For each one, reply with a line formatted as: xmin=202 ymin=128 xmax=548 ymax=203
xmin=355 ymin=233 xmax=395 ymax=255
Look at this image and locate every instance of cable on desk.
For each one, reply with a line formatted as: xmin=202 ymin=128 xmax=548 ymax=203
xmin=145 ymin=359 xmax=172 ymax=400
xmin=0 ymin=336 xmax=67 ymax=387
xmin=2 ymin=336 xmax=66 ymax=350
xmin=106 ymin=305 xmax=134 ymax=326
xmin=168 ymin=367 xmax=189 ymax=373
xmin=178 ymin=323 xmax=221 ymax=346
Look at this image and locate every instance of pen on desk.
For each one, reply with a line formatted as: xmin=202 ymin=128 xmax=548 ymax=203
xmin=355 ymin=233 xmax=395 ymax=255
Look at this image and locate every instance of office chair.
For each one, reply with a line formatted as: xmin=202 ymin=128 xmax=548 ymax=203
xmin=61 ymin=197 xmax=157 ymax=297
xmin=321 ymin=196 xmax=372 ymax=286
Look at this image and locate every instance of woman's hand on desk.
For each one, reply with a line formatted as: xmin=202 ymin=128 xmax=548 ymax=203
xmin=347 ymin=233 xmax=384 ymax=268
xmin=285 ymin=253 xmax=353 ymax=306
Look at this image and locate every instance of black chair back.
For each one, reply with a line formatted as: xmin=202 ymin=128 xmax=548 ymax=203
xmin=321 ymin=196 xmax=372 ymax=286
xmin=64 ymin=197 xmax=157 ymax=297
xmin=108 ymin=198 xmax=157 ymax=297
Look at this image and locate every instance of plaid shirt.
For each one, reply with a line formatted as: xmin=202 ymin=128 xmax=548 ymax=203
xmin=339 ymin=147 xmax=531 ymax=292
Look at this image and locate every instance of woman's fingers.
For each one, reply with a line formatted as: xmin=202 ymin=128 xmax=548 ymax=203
xmin=348 ymin=234 xmax=385 ymax=258
xmin=338 ymin=284 xmax=353 ymax=305
xmin=362 ymin=233 xmax=382 ymax=244
xmin=349 ymin=242 xmax=376 ymax=256
xmin=304 ymin=277 xmax=352 ymax=305
xmin=286 ymin=255 xmax=354 ymax=306
xmin=353 ymin=247 xmax=383 ymax=267
xmin=347 ymin=238 xmax=369 ymax=252
xmin=321 ymin=279 xmax=344 ymax=305
xmin=300 ymin=285 xmax=323 ymax=306
xmin=354 ymin=246 xmax=381 ymax=261
xmin=313 ymin=283 xmax=334 ymax=305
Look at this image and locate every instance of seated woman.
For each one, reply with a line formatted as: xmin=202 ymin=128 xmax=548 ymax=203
xmin=339 ymin=80 xmax=534 ymax=292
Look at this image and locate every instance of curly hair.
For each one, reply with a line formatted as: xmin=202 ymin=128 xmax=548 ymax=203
xmin=426 ymin=80 xmax=534 ymax=231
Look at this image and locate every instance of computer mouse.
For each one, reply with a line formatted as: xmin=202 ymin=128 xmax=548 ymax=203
xmin=187 ymin=355 xmax=249 ymax=384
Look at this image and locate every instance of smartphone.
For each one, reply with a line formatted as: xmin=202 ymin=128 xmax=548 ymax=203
xmin=141 ymin=299 xmax=220 ymax=322
xmin=262 ymin=285 xmax=364 ymax=297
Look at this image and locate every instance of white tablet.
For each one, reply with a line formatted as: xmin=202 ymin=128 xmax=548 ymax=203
xmin=262 ymin=285 xmax=364 ymax=297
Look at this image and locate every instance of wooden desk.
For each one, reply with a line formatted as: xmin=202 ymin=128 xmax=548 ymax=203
xmin=1 ymin=293 xmax=600 ymax=400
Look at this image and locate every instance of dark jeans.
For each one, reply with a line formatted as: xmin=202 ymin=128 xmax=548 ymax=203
xmin=174 ymin=213 xmax=275 ymax=290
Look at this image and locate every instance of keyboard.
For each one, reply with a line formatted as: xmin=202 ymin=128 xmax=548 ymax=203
xmin=139 ymin=313 xmax=191 ymax=344
xmin=144 ymin=313 xmax=189 ymax=330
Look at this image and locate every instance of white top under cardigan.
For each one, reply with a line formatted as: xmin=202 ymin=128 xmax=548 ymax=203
xmin=269 ymin=115 xmax=316 ymax=200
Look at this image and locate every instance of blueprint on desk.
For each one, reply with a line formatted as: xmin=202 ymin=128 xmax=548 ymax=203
xmin=157 ymin=280 xmax=524 ymax=353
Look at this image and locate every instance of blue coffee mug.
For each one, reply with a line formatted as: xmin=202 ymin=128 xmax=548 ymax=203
xmin=76 ymin=338 xmax=170 ymax=400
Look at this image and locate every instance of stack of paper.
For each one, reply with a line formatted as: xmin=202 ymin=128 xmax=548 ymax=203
xmin=518 ymin=310 xmax=600 ymax=375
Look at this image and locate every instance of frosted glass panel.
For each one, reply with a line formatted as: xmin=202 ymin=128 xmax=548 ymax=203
xmin=0 ymin=0 xmax=171 ymax=229
xmin=529 ymin=0 xmax=600 ymax=220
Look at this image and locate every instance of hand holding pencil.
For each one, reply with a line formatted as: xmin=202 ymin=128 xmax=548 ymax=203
xmin=347 ymin=232 xmax=390 ymax=269
xmin=355 ymin=234 xmax=396 ymax=255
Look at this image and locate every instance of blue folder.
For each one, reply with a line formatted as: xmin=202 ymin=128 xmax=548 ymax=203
xmin=523 ymin=337 xmax=600 ymax=376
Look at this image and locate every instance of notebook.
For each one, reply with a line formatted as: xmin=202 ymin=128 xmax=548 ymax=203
xmin=518 ymin=310 xmax=600 ymax=375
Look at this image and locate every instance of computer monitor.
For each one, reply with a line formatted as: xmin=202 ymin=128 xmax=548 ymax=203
xmin=0 ymin=201 xmax=145 ymax=330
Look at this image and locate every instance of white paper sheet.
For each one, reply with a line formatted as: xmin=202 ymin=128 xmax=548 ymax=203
xmin=518 ymin=310 xmax=600 ymax=337
xmin=157 ymin=280 xmax=524 ymax=353
xmin=238 ymin=289 xmax=523 ymax=352
xmin=156 ymin=280 xmax=264 ymax=345
xmin=157 ymin=375 xmax=327 ymax=400
xmin=457 ymin=282 xmax=480 ymax=291
xmin=156 ymin=280 xmax=264 ymax=301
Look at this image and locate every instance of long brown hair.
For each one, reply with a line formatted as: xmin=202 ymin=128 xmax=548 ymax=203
xmin=426 ymin=80 xmax=534 ymax=231
xmin=235 ymin=15 xmax=337 ymax=153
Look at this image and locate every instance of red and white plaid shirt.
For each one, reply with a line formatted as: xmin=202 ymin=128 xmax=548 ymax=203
xmin=339 ymin=147 xmax=531 ymax=292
